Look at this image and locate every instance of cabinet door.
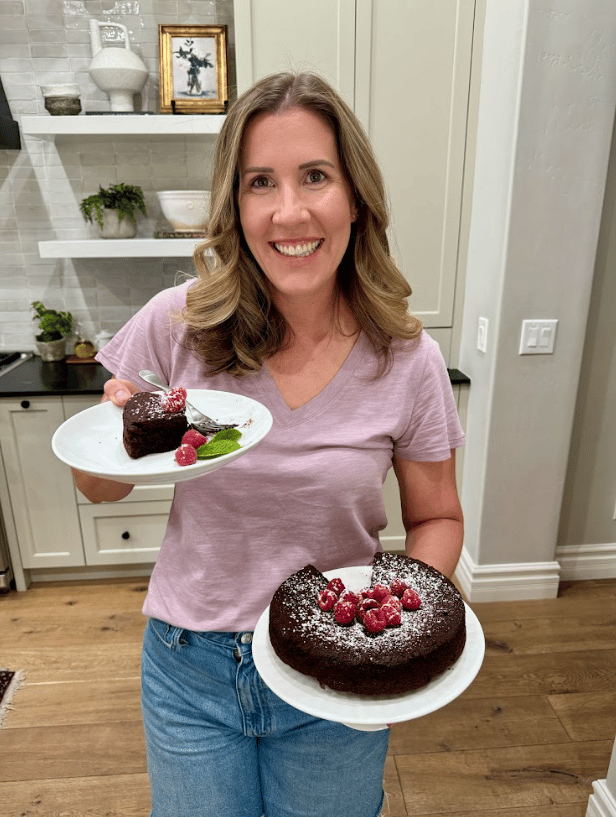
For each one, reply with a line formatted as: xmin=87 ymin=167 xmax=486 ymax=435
xmin=0 ymin=398 xmax=85 ymax=568
xmin=356 ymin=0 xmax=475 ymax=329
xmin=79 ymin=500 xmax=172 ymax=565
xmin=234 ymin=0 xmax=357 ymax=106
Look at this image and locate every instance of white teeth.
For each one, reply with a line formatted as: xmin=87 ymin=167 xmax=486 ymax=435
xmin=273 ymin=240 xmax=321 ymax=257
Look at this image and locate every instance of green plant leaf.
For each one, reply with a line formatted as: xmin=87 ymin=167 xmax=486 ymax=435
xmin=195 ymin=439 xmax=241 ymax=459
xmin=195 ymin=428 xmax=242 ymax=459
xmin=79 ymin=183 xmax=147 ymax=226
xmin=210 ymin=428 xmax=242 ymax=443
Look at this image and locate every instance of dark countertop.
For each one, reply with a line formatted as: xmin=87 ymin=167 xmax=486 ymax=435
xmin=0 ymin=356 xmax=470 ymax=398
xmin=0 ymin=357 xmax=113 ymax=397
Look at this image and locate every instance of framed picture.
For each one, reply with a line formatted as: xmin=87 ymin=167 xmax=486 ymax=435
xmin=159 ymin=24 xmax=228 ymax=114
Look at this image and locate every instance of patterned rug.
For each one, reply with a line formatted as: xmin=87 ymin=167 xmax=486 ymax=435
xmin=0 ymin=669 xmax=26 ymax=728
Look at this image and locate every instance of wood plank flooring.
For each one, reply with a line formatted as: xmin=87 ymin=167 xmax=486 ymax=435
xmin=1 ymin=576 xmax=614 ymax=816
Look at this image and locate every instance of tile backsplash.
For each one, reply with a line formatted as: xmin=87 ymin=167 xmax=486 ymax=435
xmin=1 ymin=0 xmax=236 ymax=351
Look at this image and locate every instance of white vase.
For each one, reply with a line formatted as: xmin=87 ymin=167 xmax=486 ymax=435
xmin=89 ymin=20 xmax=148 ymax=113
xmin=97 ymin=209 xmax=137 ymax=239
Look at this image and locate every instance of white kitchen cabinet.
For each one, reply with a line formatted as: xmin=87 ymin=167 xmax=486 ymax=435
xmin=0 ymin=397 xmax=85 ymax=569
xmin=355 ymin=0 xmax=475 ymax=330
xmin=78 ymin=500 xmax=172 ymax=566
xmin=234 ymin=0 xmax=476 ymax=356
xmin=62 ymin=395 xmax=173 ymax=567
xmin=234 ymin=0 xmax=357 ymax=107
xmin=0 ymin=394 xmax=173 ymax=589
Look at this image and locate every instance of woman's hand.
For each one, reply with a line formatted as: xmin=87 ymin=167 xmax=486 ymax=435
xmin=71 ymin=376 xmax=140 ymax=503
xmin=103 ymin=377 xmax=140 ymax=407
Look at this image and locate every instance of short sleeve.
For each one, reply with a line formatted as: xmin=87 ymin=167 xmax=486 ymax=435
xmin=393 ymin=334 xmax=466 ymax=462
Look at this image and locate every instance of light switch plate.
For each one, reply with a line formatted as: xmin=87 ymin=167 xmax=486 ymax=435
xmin=519 ymin=319 xmax=558 ymax=354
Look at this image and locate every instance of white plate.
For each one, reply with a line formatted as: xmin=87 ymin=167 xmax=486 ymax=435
xmin=253 ymin=566 xmax=485 ymax=731
xmin=52 ymin=389 xmax=273 ymax=485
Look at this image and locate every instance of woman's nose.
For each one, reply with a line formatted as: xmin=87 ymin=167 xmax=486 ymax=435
xmin=272 ymin=184 xmax=308 ymax=225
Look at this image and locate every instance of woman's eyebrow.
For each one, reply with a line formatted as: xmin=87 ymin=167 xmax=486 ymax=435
xmin=242 ymin=159 xmax=335 ymax=175
xmin=298 ymin=160 xmax=335 ymax=170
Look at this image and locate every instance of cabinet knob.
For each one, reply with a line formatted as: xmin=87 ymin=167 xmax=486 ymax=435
xmin=121 ymin=531 xmax=130 ymax=540
xmin=21 ymin=400 xmax=30 ymax=409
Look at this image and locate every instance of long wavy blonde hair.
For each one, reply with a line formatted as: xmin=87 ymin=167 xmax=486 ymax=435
xmin=182 ymin=71 xmax=422 ymax=376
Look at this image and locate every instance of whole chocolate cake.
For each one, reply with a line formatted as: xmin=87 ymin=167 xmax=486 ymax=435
xmin=122 ymin=391 xmax=188 ymax=459
xmin=268 ymin=552 xmax=466 ymax=696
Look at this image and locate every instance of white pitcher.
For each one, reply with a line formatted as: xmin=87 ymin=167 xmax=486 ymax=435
xmin=89 ymin=20 xmax=148 ymax=112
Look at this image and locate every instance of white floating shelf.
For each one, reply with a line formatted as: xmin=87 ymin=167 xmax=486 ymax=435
xmin=21 ymin=114 xmax=225 ymax=136
xmin=38 ymin=238 xmax=203 ymax=258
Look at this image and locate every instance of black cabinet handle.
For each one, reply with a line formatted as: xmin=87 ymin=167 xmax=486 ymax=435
xmin=20 ymin=400 xmax=30 ymax=409
xmin=121 ymin=531 xmax=130 ymax=540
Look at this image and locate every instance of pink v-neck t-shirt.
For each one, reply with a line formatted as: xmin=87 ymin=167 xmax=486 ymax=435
xmin=96 ymin=280 xmax=465 ymax=632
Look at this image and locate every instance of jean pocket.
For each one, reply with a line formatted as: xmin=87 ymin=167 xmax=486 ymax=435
xmin=147 ymin=617 xmax=189 ymax=651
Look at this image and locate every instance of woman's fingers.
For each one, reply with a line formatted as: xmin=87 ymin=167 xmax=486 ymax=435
xmin=103 ymin=377 xmax=139 ymax=406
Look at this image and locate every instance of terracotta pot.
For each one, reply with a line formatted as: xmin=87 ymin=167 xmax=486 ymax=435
xmin=97 ymin=208 xmax=137 ymax=239
xmin=35 ymin=338 xmax=67 ymax=361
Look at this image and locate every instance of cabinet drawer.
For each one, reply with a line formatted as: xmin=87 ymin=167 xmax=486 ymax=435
xmin=79 ymin=500 xmax=171 ymax=565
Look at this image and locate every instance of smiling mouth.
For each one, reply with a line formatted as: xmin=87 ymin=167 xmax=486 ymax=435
xmin=271 ymin=239 xmax=323 ymax=258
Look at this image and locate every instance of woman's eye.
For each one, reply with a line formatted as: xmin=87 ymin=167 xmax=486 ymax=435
xmin=306 ymin=169 xmax=326 ymax=184
xmin=250 ymin=176 xmax=272 ymax=190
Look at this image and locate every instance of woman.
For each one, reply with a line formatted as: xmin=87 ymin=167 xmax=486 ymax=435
xmin=74 ymin=71 xmax=465 ymax=817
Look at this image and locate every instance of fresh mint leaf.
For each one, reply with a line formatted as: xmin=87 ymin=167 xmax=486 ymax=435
xmin=196 ymin=439 xmax=241 ymax=459
xmin=210 ymin=428 xmax=242 ymax=443
xmin=195 ymin=428 xmax=242 ymax=460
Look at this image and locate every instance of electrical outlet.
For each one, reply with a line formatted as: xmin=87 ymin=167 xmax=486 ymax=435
xmin=477 ymin=317 xmax=488 ymax=353
xmin=519 ymin=319 xmax=558 ymax=354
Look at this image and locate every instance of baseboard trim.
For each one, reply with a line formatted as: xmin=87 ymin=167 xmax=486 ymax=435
xmin=454 ymin=548 xmax=561 ymax=602
xmin=556 ymin=543 xmax=616 ymax=581
xmin=587 ymin=779 xmax=616 ymax=817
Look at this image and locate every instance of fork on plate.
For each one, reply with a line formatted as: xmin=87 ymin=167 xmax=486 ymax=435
xmin=138 ymin=370 xmax=238 ymax=435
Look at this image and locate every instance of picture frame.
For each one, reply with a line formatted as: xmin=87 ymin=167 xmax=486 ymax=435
xmin=159 ymin=24 xmax=228 ymax=114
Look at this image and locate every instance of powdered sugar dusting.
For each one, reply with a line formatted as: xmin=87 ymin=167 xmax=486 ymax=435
xmin=277 ymin=557 xmax=463 ymax=660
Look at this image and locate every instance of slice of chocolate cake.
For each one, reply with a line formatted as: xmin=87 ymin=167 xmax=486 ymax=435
xmin=122 ymin=391 xmax=188 ymax=459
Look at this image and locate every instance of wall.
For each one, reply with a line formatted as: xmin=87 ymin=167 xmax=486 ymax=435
xmin=457 ymin=0 xmax=616 ymax=599
xmin=0 ymin=0 xmax=235 ymax=349
xmin=557 ymin=117 xmax=616 ymax=575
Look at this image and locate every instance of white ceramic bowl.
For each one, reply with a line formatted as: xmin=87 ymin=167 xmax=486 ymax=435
xmin=156 ymin=190 xmax=211 ymax=232
xmin=41 ymin=84 xmax=80 ymax=98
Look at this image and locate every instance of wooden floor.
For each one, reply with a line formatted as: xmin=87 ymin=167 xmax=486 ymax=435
xmin=0 ymin=576 xmax=615 ymax=816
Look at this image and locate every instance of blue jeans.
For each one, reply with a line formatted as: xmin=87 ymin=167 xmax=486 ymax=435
xmin=141 ymin=617 xmax=389 ymax=817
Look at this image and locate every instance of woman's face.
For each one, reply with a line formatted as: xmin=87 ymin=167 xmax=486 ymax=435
xmin=238 ymin=106 xmax=357 ymax=306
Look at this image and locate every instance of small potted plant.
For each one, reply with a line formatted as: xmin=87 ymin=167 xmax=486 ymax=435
xmin=32 ymin=300 xmax=74 ymax=361
xmin=80 ymin=183 xmax=147 ymax=238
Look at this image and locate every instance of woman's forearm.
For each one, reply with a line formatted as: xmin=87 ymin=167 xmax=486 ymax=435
xmin=404 ymin=517 xmax=464 ymax=579
xmin=72 ymin=468 xmax=134 ymax=504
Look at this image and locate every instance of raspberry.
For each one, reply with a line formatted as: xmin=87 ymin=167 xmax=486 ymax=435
xmin=317 ymin=589 xmax=338 ymax=611
xmin=390 ymin=578 xmax=408 ymax=598
xmin=402 ymin=588 xmax=422 ymax=610
xmin=340 ymin=590 xmax=360 ymax=606
xmin=380 ymin=600 xmax=402 ymax=627
xmin=181 ymin=429 xmax=208 ymax=448
xmin=357 ymin=597 xmax=380 ymax=623
xmin=326 ymin=578 xmax=345 ymax=596
xmin=371 ymin=583 xmax=391 ymax=603
xmin=363 ymin=608 xmax=386 ymax=634
xmin=382 ymin=595 xmax=402 ymax=612
xmin=334 ymin=599 xmax=356 ymax=625
xmin=174 ymin=444 xmax=197 ymax=466
xmin=161 ymin=387 xmax=187 ymax=413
